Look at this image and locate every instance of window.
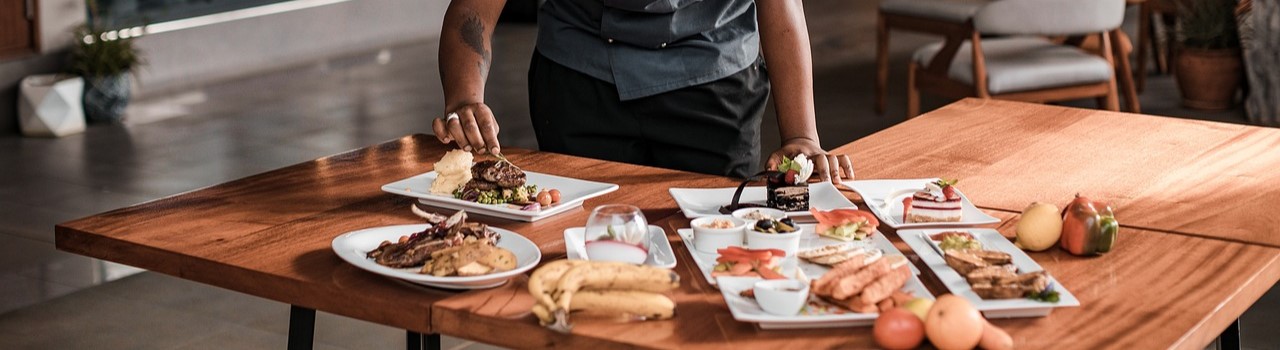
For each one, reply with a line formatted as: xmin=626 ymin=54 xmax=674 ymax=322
xmin=92 ymin=0 xmax=295 ymax=30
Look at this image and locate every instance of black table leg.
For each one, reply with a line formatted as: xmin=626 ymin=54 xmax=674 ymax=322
xmin=407 ymin=331 xmax=441 ymax=350
xmin=288 ymin=305 xmax=316 ymax=350
xmin=407 ymin=331 xmax=420 ymax=350
xmin=1219 ymin=318 xmax=1241 ymax=350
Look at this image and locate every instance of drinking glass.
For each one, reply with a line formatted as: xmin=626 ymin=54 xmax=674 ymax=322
xmin=582 ymin=204 xmax=650 ymax=264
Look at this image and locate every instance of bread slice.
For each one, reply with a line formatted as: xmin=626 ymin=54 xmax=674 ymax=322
xmin=456 ymin=261 xmax=494 ymax=276
xmin=798 ymin=243 xmax=859 ymax=260
xmin=478 ymin=248 xmax=518 ymax=272
xmin=808 ymin=250 xmax=861 ymax=265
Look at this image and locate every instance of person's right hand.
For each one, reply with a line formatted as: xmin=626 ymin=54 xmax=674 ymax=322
xmin=432 ymin=102 xmax=502 ymax=154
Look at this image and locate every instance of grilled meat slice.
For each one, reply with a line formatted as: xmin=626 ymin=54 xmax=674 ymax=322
xmin=999 ymin=271 xmax=1050 ymax=293
xmin=366 ymin=226 xmax=451 ymax=268
xmin=972 ymin=282 xmax=1027 ymax=299
xmin=971 ymin=250 xmax=1013 ymax=265
xmin=943 ymin=250 xmax=988 ymax=275
xmin=472 ymin=160 xmax=526 ymax=188
xmin=365 ymin=210 xmax=499 ymax=268
xmin=371 ymin=239 xmax=450 ymax=268
xmin=462 ymin=179 xmax=500 ymax=191
xmin=965 ymin=265 xmax=1016 ymax=285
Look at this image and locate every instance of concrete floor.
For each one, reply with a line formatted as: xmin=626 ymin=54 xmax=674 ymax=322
xmin=0 ymin=1 xmax=1271 ymax=349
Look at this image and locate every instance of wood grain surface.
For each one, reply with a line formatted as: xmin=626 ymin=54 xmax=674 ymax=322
xmin=55 ymin=134 xmax=737 ymax=333
xmin=431 ymin=209 xmax=1280 ymax=349
xmin=840 ymin=98 xmax=1280 ymax=247
xmin=54 ymin=99 xmax=1280 ymax=349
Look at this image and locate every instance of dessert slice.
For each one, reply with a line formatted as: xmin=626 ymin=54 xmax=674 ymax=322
xmin=903 ymin=179 xmax=963 ymax=223
xmin=766 ymin=155 xmax=814 ymax=211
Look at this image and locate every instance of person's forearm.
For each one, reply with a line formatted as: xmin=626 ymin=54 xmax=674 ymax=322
xmin=439 ymin=1 xmax=505 ymax=112
xmin=757 ymin=0 xmax=819 ymax=144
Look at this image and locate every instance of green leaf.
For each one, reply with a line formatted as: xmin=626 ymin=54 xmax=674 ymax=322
xmin=779 ymin=156 xmax=795 ymax=172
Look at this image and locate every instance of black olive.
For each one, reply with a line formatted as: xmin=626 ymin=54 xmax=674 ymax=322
xmin=780 ymin=217 xmax=796 ymax=227
xmin=755 ymin=219 xmax=775 ymax=231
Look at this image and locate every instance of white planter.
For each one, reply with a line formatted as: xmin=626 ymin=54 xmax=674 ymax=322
xmin=18 ymin=75 xmax=86 ymax=137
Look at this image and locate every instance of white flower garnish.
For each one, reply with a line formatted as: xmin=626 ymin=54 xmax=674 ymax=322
xmin=794 ymin=154 xmax=814 ymax=184
xmin=923 ymin=182 xmax=945 ymax=199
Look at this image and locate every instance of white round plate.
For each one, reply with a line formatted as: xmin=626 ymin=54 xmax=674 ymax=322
xmin=332 ymin=224 xmax=542 ymax=290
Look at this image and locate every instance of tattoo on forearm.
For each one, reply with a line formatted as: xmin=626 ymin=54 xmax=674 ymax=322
xmin=460 ymin=13 xmax=492 ymax=75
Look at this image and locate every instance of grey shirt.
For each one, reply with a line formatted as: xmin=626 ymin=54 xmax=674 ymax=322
xmin=536 ymin=0 xmax=761 ymax=101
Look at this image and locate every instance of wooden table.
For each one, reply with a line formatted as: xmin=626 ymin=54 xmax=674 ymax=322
xmin=55 ymin=135 xmax=736 ymax=349
xmin=842 ymin=98 xmax=1280 ymax=248
xmin=56 ymin=100 xmax=1280 ymax=349
xmin=430 ymin=100 xmax=1280 ymax=348
xmin=434 ymin=210 xmax=1280 ymax=349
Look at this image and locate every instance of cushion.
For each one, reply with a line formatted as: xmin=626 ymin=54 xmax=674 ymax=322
xmin=974 ymin=0 xmax=1124 ymax=36
xmin=912 ymin=37 xmax=1113 ymax=94
xmin=880 ymin=0 xmax=984 ymax=23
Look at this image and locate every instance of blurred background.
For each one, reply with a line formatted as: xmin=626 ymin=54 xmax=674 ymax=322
xmin=0 ymin=0 xmax=1273 ymax=349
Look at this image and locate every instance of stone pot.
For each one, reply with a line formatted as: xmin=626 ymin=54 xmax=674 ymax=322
xmin=1174 ymin=48 xmax=1243 ymax=110
xmin=83 ymin=73 xmax=132 ymax=123
xmin=18 ymin=74 xmax=86 ymax=137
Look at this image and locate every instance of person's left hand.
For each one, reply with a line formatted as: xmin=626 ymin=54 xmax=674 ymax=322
xmin=766 ymin=138 xmax=855 ymax=183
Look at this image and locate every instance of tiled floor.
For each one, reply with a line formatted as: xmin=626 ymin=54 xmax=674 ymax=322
xmin=0 ymin=1 xmax=1272 ymax=349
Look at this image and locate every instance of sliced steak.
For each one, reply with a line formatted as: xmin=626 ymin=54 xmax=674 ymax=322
xmin=472 ymin=160 xmax=526 ymax=188
xmin=462 ymin=179 xmax=500 ymax=191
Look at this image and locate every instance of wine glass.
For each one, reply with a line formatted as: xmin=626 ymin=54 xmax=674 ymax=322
xmin=582 ymin=204 xmax=650 ymax=264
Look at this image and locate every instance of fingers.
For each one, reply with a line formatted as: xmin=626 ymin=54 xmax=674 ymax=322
xmin=766 ymin=152 xmax=783 ymax=171
xmin=458 ymin=108 xmax=490 ymax=153
xmin=813 ymin=154 xmax=832 ymax=182
xmin=446 ymin=114 xmax=470 ymax=152
xmin=825 ymin=154 xmax=842 ymax=183
xmin=439 ymin=104 xmax=503 ymax=154
xmin=838 ymin=155 xmax=855 ymax=181
xmin=473 ymin=105 xmax=502 ymax=155
xmin=432 ymin=117 xmax=452 ymax=144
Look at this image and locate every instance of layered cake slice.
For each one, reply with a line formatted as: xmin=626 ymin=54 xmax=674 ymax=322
xmin=766 ymin=154 xmax=814 ymax=211
xmin=903 ymin=179 xmax=963 ymax=223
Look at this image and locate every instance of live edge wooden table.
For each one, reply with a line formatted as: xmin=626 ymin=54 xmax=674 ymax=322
xmin=53 ymin=135 xmax=740 ymax=350
xmin=58 ymin=99 xmax=1280 ymax=349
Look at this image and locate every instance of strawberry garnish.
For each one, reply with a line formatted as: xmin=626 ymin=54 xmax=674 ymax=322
xmin=935 ymin=178 xmax=959 ymax=199
xmin=784 ymin=170 xmax=798 ymax=185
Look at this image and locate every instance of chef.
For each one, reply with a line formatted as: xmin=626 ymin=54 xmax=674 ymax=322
xmin=432 ymin=0 xmax=854 ymax=182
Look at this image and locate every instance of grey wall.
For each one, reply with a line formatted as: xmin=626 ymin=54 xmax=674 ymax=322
xmin=1 ymin=0 xmax=449 ymax=135
xmin=134 ymin=0 xmax=449 ymax=93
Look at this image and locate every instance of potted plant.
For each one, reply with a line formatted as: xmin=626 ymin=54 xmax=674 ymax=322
xmin=1174 ymin=0 xmax=1243 ymax=110
xmin=69 ymin=0 xmax=143 ymax=123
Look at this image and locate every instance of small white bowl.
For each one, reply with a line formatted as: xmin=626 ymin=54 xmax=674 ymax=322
xmin=753 ymin=279 xmax=810 ymax=316
xmin=732 ymin=208 xmax=787 ymax=224
xmin=746 ymin=224 xmax=804 ymax=258
xmin=690 ymin=216 xmax=746 ymax=253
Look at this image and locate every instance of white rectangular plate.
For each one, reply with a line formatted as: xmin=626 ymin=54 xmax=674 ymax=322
xmin=678 ymin=224 xmax=932 ymax=329
xmin=716 ymin=276 xmax=933 ymax=329
xmin=382 ymin=171 xmax=619 ymax=222
xmin=564 ymin=225 xmax=677 ymax=269
xmin=669 ymin=182 xmax=855 ymax=219
xmin=841 ymin=178 xmax=1000 ymax=228
xmin=899 ymin=228 xmax=1080 ymax=318
xmin=676 ymin=224 xmax=919 ymax=286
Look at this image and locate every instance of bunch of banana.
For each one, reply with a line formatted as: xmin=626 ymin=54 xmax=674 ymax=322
xmin=527 ymin=260 xmax=680 ymax=332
